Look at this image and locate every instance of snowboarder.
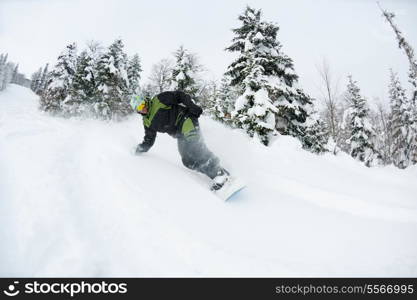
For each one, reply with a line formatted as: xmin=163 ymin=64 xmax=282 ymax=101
xmin=131 ymin=91 xmax=230 ymax=190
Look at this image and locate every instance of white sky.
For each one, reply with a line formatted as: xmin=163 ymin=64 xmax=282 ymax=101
xmin=1 ymin=0 xmax=416 ymax=106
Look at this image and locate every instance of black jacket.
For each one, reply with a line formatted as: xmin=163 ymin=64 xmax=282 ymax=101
xmin=138 ymin=91 xmax=202 ymax=152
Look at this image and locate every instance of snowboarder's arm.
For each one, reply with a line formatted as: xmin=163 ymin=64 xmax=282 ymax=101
xmin=175 ymin=91 xmax=203 ymax=117
xmin=157 ymin=91 xmax=202 ymax=117
xmin=136 ymin=127 xmax=157 ymax=153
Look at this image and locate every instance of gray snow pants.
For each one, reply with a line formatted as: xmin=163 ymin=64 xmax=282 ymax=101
xmin=177 ymin=117 xmax=223 ymax=179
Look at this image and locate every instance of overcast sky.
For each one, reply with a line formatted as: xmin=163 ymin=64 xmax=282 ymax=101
xmin=1 ymin=0 xmax=416 ymax=105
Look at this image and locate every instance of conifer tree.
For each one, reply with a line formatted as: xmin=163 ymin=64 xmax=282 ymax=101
xmin=211 ymin=76 xmax=236 ymax=126
xmin=96 ymin=39 xmax=130 ymax=118
xmin=303 ymin=112 xmax=329 ymax=154
xmin=41 ymin=43 xmax=77 ymax=113
xmin=39 ymin=40 xmax=135 ymax=118
xmin=373 ymin=101 xmax=393 ymax=165
xmin=342 ymin=76 xmax=379 ymax=166
xmin=30 ymin=68 xmax=41 ymax=92
xmin=171 ymin=46 xmax=201 ymax=100
xmin=127 ymin=54 xmax=142 ymax=96
xmin=388 ymin=70 xmax=417 ymax=168
xmin=198 ymin=80 xmax=217 ymax=113
xmin=0 ymin=54 xmax=8 ymax=91
xmin=37 ymin=64 xmax=50 ymax=96
xmin=225 ymin=6 xmax=313 ymax=146
xmin=11 ymin=64 xmax=19 ymax=84
xmin=31 ymin=67 xmax=43 ymax=93
xmin=378 ymin=3 xmax=417 ymax=166
xmin=379 ymin=3 xmax=417 ymax=105
xmin=70 ymin=50 xmax=97 ymax=112
xmin=0 ymin=54 xmax=12 ymax=91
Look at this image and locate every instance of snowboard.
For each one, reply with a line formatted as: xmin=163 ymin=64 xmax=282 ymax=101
xmin=213 ymin=177 xmax=246 ymax=201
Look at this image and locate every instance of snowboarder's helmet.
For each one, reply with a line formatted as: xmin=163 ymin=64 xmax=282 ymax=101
xmin=130 ymin=95 xmax=146 ymax=112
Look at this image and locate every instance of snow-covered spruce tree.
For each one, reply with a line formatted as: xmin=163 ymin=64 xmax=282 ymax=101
xmin=69 ymin=50 xmax=98 ymax=114
xmin=30 ymin=67 xmax=43 ymax=93
xmin=342 ymin=76 xmax=379 ymax=167
xmin=1 ymin=63 xmax=13 ymax=91
xmin=40 ymin=43 xmax=77 ymax=114
xmin=30 ymin=68 xmax=42 ymax=93
xmin=95 ymin=39 xmax=130 ymax=119
xmin=0 ymin=54 xmax=8 ymax=91
xmin=11 ymin=64 xmax=19 ymax=84
xmin=379 ymin=3 xmax=417 ymax=105
xmin=171 ymin=46 xmax=201 ymax=100
xmin=198 ymin=80 xmax=217 ymax=113
xmin=379 ymin=4 xmax=417 ymax=166
xmin=127 ymin=54 xmax=142 ymax=95
xmin=211 ymin=76 xmax=237 ymax=126
xmin=0 ymin=54 xmax=16 ymax=91
xmin=303 ymin=112 xmax=329 ymax=154
xmin=388 ymin=70 xmax=417 ymax=168
xmin=225 ymin=6 xmax=314 ymax=146
xmin=0 ymin=53 xmax=6 ymax=71
xmin=204 ymin=81 xmax=217 ymax=117
xmin=372 ymin=101 xmax=393 ymax=165
xmin=36 ymin=64 xmax=50 ymax=96
xmin=0 ymin=55 xmax=29 ymax=89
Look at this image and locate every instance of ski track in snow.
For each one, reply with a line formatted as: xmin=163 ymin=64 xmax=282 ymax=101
xmin=1 ymin=85 xmax=417 ymax=277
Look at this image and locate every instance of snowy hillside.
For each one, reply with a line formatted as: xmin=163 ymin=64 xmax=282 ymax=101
xmin=1 ymin=85 xmax=416 ymax=277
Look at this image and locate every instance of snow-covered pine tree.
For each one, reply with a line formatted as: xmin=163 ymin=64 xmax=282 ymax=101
xmin=171 ymin=46 xmax=201 ymax=100
xmin=0 ymin=54 xmax=15 ymax=91
xmin=96 ymin=39 xmax=130 ymax=118
xmin=0 ymin=55 xmax=29 ymax=90
xmin=0 ymin=53 xmax=5 ymax=71
xmin=40 ymin=43 xmax=78 ymax=113
xmin=303 ymin=111 xmax=329 ymax=154
xmin=1 ymin=62 xmax=15 ymax=91
xmin=225 ymin=6 xmax=313 ymax=146
xmin=70 ymin=50 xmax=97 ymax=114
xmin=11 ymin=64 xmax=19 ymax=84
xmin=378 ymin=3 xmax=417 ymax=166
xmin=0 ymin=54 xmax=4 ymax=87
xmin=198 ymin=80 xmax=217 ymax=113
xmin=335 ymin=100 xmax=352 ymax=154
xmin=342 ymin=76 xmax=379 ymax=167
xmin=373 ymin=101 xmax=393 ymax=165
xmin=388 ymin=70 xmax=417 ymax=168
xmin=127 ymin=54 xmax=142 ymax=96
xmin=379 ymin=3 xmax=417 ymax=105
xmin=37 ymin=64 xmax=50 ymax=96
xmin=0 ymin=54 xmax=8 ymax=91
xmin=30 ymin=67 xmax=43 ymax=94
xmin=211 ymin=76 xmax=236 ymax=126
xmin=204 ymin=81 xmax=217 ymax=117
xmin=30 ymin=68 xmax=41 ymax=92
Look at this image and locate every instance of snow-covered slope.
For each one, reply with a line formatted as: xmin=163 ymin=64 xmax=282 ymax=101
xmin=1 ymin=85 xmax=416 ymax=277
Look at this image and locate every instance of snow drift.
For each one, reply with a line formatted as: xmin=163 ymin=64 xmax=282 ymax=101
xmin=1 ymin=85 xmax=416 ymax=277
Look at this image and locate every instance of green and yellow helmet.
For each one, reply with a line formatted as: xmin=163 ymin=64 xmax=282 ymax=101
xmin=130 ymin=95 xmax=147 ymax=112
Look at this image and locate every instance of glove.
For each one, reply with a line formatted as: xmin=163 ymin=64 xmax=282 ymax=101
xmin=188 ymin=105 xmax=203 ymax=118
xmin=135 ymin=144 xmax=146 ymax=154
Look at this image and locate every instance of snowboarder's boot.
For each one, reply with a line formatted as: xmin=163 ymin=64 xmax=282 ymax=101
xmin=210 ymin=168 xmax=230 ymax=191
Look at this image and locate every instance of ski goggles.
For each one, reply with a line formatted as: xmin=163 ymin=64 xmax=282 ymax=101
xmin=130 ymin=95 xmax=146 ymax=112
xmin=136 ymin=100 xmax=146 ymax=112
